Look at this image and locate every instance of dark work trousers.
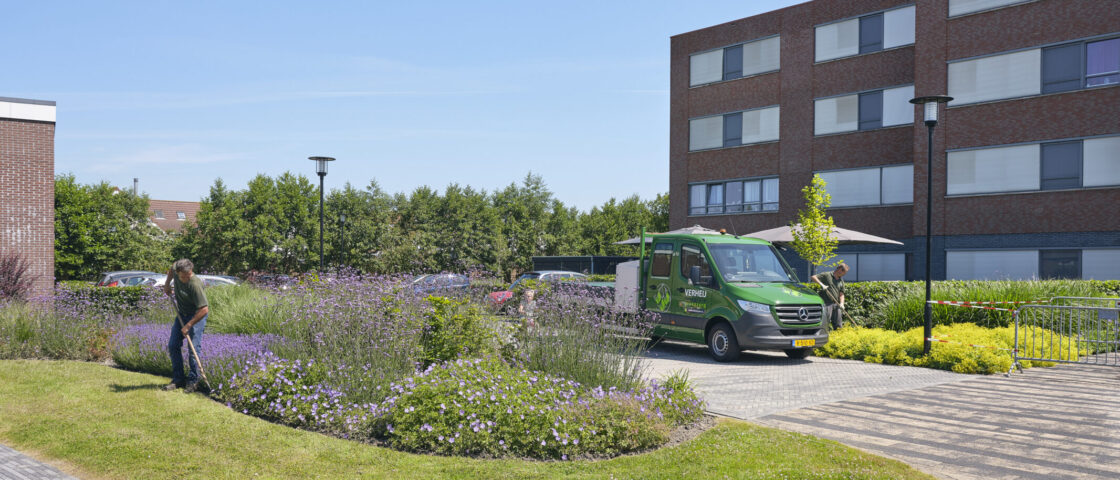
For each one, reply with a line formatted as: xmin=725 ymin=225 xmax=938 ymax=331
xmin=824 ymin=304 xmax=843 ymax=330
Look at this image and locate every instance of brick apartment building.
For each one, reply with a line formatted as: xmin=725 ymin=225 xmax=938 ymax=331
xmin=0 ymin=97 xmax=56 ymax=297
xmin=148 ymin=199 xmax=200 ymax=233
xmin=671 ymin=0 xmax=1120 ymax=281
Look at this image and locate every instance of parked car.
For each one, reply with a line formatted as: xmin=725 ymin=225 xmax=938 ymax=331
xmin=487 ymin=270 xmax=588 ymax=305
xmin=148 ymin=274 xmax=239 ymax=288
xmin=411 ymin=273 xmax=470 ymax=294
xmin=198 ymin=275 xmax=238 ymax=287
xmin=96 ymin=271 xmax=159 ymax=287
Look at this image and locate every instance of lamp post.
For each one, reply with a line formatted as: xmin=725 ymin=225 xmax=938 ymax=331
xmin=309 ymin=156 xmax=335 ymax=273
xmin=909 ymin=95 xmax=953 ymax=355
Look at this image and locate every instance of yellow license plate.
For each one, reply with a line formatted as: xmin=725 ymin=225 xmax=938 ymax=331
xmin=792 ymin=339 xmax=815 ymax=347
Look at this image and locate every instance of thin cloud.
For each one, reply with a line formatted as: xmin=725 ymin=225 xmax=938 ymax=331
xmin=86 ymin=144 xmax=243 ymax=172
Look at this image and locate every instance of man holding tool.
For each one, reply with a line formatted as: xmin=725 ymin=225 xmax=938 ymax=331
xmin=811 ymin=263 xmax=849 ymax=330
xmin=162 ymin=259 xmax=209 ymax=393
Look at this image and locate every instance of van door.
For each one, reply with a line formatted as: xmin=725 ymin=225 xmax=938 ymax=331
xmin=646 ymin=242 xmax=675 ymax=314
xmin=673 ymin=243 xmax=716 ymax=335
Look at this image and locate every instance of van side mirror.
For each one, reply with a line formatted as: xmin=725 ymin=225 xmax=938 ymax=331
xmin=689 ymin=266 xmax=701 ymax=286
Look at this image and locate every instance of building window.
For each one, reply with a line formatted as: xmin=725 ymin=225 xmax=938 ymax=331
xmin=948 ymin=0 xmax=1032 ymax=17
xmin=949 ymin=49 xmax=1041 ymax=105
xmin=690 ymin=35 xmax=780 ymax=87
xmin=814 ymin=253 xmax=906 ymax=281
xmin=948 ymin=136 xmax=1120 ymax=195
xmin=1040 ymin=141 xmax=1082 ymax=190
xmin=723 ymin=44 xmax=743 ymax=80
xmin=948 ymin=249 xmax=1120 ymax=280
xmin=1039 ymin=250 xmax=1081 ymax=279
xmin=858 ymin=91 xmax=883 ymax=130
xmin=817 ymin=165 xmax=913 ymax=207
xmin=947 ymin=250 xmax=1039 ymax=280
xmin=1042 ymin=43 xmax=1083 ymax=94
xmin=815 ymin=85 xmax=913 ymax=135
xmin=153 ymin=210 xmax=164 ymax=219
xmin=688 ymin=177 xmax=778 ymax=216
xmin=723 ymin=113 xmax=742 ymax=147
xmin=689 ymin=106 xmax=780 ymax=151
xmin=1087 ymin=38 xmax=1120 ymax=87
xmin=707 ymin=184 xmax=724 ymax=214
xmin=859 ymin=13 xmax=883 ymax=54
xmin=1084 ymin=249 xmax=1120 ymax=280
xmin=651 ymin=243 xmax=674 ymax=277
xmin=815 ymin=6 xmax=914 ymax=62
xmin=952 ymin=36 xmax=1120 ymax=105
xmin=176 ymin=211 xmax=187 ymax=220
xmin=1083 ymin=136 xmax=1120 ymax=187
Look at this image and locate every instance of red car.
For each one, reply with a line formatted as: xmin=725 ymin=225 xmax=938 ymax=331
xmin=488 ymin=271 xmax=588 ymax=305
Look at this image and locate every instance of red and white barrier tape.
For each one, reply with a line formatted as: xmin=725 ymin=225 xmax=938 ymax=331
xmin=926 ymin=300 xmax=1049 ymax=306
xmin=927 ymin=303 xmax=1019 ymax=312
xmin=927 ymin=336 xmax=1017 ymax=352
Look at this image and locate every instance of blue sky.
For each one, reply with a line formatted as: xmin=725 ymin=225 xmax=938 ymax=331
xmin=5 ymin=0 xmax=800 ymax=210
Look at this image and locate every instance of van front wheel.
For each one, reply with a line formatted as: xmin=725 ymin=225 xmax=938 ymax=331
xmin=707 ymin=323 xmax=740 ymax=362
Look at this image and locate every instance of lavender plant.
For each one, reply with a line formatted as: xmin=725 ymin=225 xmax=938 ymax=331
xmin=111 ymin=323 xmax=280 ymax=386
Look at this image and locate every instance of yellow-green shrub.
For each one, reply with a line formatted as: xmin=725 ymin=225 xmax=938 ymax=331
xmin=817 ymin=323 xmax=1084 ymax=374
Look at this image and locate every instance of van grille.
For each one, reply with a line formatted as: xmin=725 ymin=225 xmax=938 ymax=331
xmin=775 ymin=305 xmax=823 ymax=326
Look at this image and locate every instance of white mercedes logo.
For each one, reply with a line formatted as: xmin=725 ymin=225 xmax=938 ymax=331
xmin=797 ymin=307 xmax=809 ymax=321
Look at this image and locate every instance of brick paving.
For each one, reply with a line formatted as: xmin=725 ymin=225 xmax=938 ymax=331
xmin=0 ymin=444 xmax=76 ymax=480
xmin=644 ymin=341 xmax=1120 ymax=480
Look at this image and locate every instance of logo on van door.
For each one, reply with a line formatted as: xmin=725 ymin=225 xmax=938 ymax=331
xmin=655 ymin=283 xmax=671 ymax=310
xmin=684 ymin=289 xmax=707 ymax=298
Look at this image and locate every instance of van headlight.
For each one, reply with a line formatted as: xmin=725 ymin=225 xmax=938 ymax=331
xmin=737 ymin=300 xmax=772 ymax=315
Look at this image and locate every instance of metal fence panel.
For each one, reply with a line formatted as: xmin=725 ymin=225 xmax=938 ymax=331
xmin=1012 ymin=304 xmax=1120 ymax=373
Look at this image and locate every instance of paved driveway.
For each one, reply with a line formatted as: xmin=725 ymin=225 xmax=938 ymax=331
xmin=644 ymin=341 xmax=1120 ymax=480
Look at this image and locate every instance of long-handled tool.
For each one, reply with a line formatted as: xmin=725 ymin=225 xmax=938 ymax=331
xmin=170 ymin=294 xmax=211 ymax=392
xmin=819 ymin=286 xmax=856 ymax=327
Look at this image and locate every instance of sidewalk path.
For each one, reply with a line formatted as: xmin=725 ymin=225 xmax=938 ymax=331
xmin=0 ymin=444 xmax=76 ymax=480
xmin=644 ymin=341 xmax=1120 ymax=480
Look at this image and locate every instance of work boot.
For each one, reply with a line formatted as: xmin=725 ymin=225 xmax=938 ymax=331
xmin=183 ymin=381 xmax=200 ymax=393
xmin=163 ymin=381 xmax=182 ymax=391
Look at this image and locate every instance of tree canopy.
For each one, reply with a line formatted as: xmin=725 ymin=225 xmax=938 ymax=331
xmin=54 ymin=174 xmax=172 ymax=280
xmin=168 ymin=172 xmax=666 ymax=279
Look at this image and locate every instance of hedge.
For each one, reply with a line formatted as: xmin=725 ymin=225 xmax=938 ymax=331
xmin=804 ymin=279 xmax=1119 ymax=331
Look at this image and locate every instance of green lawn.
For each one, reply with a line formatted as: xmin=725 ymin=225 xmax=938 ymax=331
xmin=0 ymin=360 xmax=934 ymax=480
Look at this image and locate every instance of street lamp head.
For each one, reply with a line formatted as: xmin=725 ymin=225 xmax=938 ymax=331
xmin=308 ymin=156 xmax=336 ymax=175
xmin=339 ymin=213 xmax=347 ymax=223
xmin=909 ymin=95 xmax=953 ymax=126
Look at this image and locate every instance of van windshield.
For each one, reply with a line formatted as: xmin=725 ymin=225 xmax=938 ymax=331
xmin=708 ymin=243 xmax=796 ymax=283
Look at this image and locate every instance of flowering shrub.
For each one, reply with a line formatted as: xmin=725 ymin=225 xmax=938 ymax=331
xmin=817 ymin=323 xmax=1083 ymax=374
xmin=370 ymin=358 xmax=704 ymax=459
xmin=216 ymin=353 xmax=377 ymax=438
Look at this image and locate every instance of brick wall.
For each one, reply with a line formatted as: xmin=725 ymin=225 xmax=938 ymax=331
xmin=0 ymin=117 xmax=55 ymax=297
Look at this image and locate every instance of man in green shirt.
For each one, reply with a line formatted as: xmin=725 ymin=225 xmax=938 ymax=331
xmin=812 ymin=263 xmax=849 ymax=330
xmin=162 ymin=258 xmax=209 ymax=392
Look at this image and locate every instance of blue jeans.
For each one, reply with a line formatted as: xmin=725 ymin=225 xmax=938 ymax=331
xmin=168 ymin=314 xmax=206 ymax=384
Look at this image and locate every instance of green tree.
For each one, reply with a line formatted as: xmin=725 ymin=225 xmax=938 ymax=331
xmin=54 ymin=174 xmax=173 ymax=280
xmin=325 ymin=181 xmax=396 ymax=272
xmin=579 ymin=195 xmax=665 ymax=256
xmin=789 ymin=174 xmax=838 ymax=273
xmin=178 ymin=173 xmax=317 ymax=275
